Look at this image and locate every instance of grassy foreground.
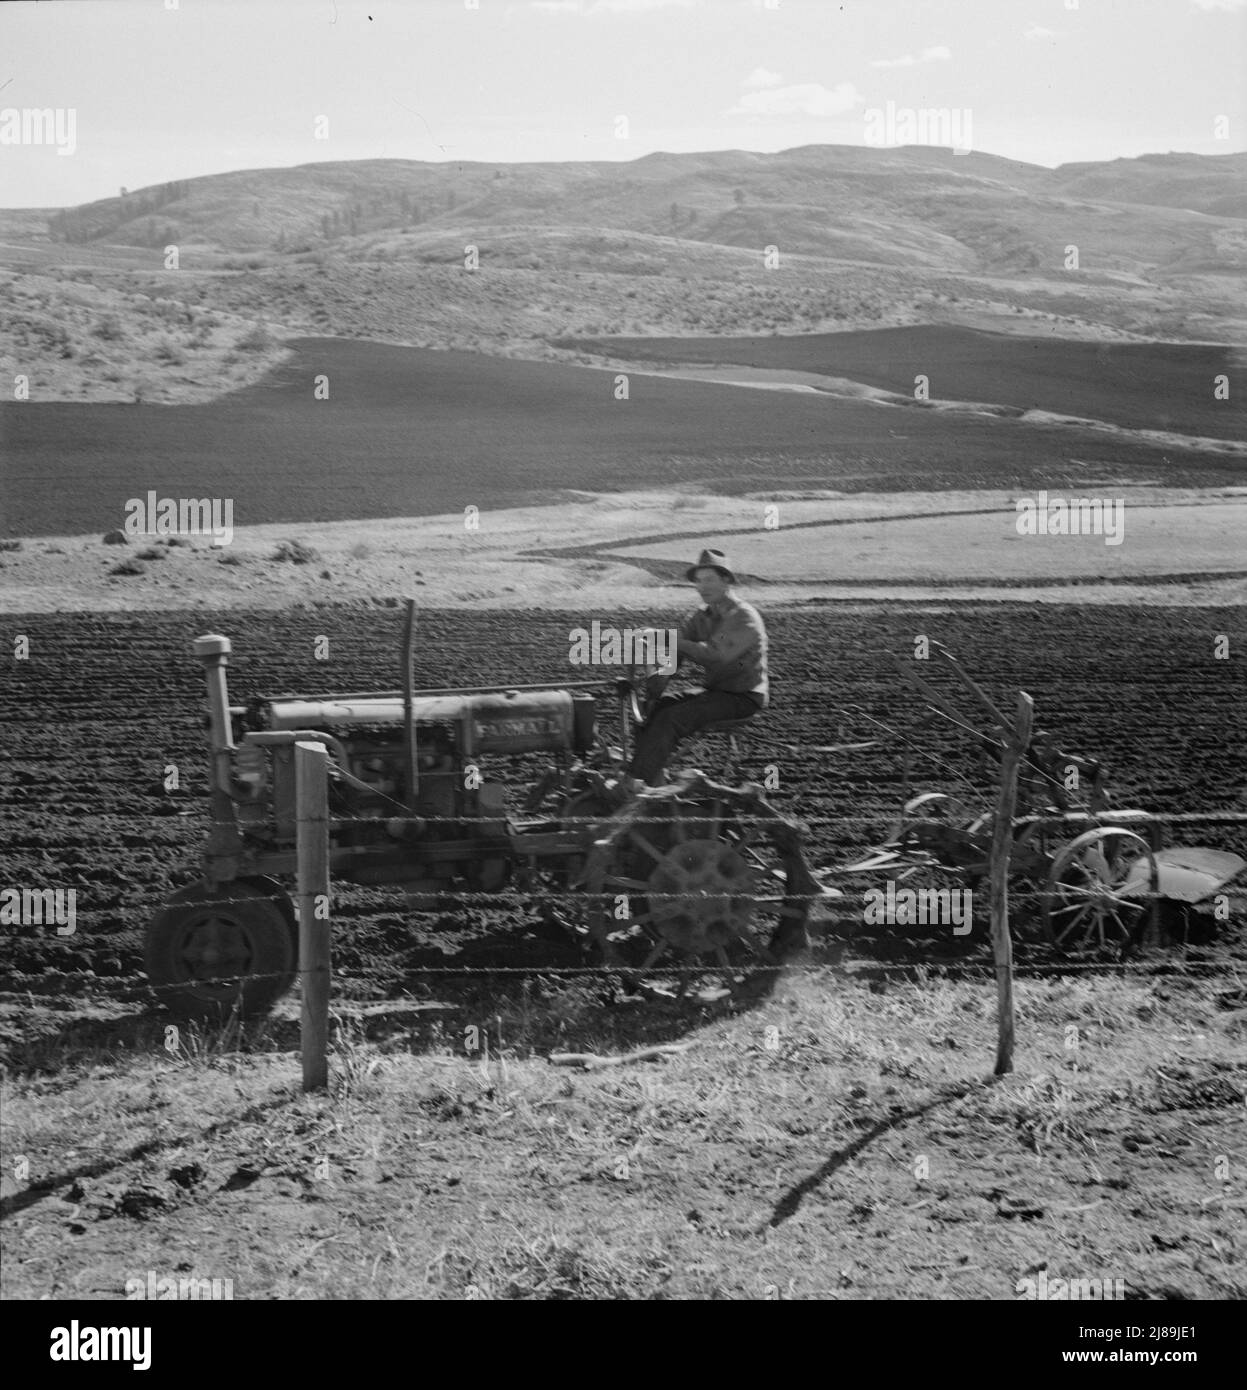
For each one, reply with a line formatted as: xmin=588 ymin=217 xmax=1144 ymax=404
xmin=3 ymin=965 xmax=1244 ymax=1300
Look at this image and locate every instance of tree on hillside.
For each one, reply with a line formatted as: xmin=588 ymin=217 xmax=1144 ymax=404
xmin=47 ymin=179 xmax=189 ymax=244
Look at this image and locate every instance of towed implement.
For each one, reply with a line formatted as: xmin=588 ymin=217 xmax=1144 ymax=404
xmin=838 ymin=643 xmax=1245 ymax=951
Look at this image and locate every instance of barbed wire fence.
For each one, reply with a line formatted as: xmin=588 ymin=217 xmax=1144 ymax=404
xmin=3 ymin=733 xmax=1244 ymax=1089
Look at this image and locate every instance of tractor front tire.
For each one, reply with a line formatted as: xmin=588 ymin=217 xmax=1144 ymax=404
xmin=145 ymin=878 xmax=298 ymax=1021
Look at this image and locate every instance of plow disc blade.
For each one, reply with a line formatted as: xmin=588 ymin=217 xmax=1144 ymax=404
xmin=1118 ymin=848 xmax=1246 ymax=905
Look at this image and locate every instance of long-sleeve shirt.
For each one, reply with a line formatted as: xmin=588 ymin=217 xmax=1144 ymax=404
xmin=678 ymin=596 xmax=769 ymax=707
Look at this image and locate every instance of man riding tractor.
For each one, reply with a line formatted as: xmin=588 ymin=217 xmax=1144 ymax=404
xmin=622 ymin=549 xmax=768 ymax=791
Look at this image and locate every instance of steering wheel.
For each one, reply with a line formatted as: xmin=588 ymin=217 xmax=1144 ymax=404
xmin=621 ymin=662 xmax=673 ymax=722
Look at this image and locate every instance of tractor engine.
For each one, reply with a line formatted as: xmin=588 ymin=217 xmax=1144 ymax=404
xmin=208 ymin=667 xmax=597 ymax=899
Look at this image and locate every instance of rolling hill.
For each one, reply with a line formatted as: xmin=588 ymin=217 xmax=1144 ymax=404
xmin=0 ymin=146 xmax=1244 ymax=407
xmin=17 ymin=146 xmax=1247 ymax=266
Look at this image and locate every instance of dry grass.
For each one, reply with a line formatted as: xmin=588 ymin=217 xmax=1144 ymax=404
xmin=3 ymin=966 xmax=1244 ymax=1300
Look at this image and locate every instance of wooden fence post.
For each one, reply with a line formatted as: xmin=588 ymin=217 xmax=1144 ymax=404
xmin=402 ymin=598 xmax=419 ymax=814
xmin=988 ymin=691 xmax=1034 ymax=1077
xmin=296 ymin=740 xmax=331 ymax=1092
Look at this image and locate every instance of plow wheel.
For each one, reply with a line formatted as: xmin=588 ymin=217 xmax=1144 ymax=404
xmin=581 ymin=773 xmax=822 ymax=987
xmin=891 ymin=792 xmax=989 ymax=848
xmin=1042 ymin=828 xmax=1158 ymax=954
xmin=899 ymin=792 xmax=977 ymax=827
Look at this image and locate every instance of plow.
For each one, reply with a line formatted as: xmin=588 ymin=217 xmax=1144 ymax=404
xmin=834 ymin=643 xmax=1245 ymax=952
xmin=145 ymin=627 xmax=1244 ymax=1020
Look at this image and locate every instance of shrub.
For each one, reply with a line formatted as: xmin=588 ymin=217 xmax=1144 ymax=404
xmin=153 ymin=337 xmax=186 ymax=365
xmin=0 ymin=539 xmax=23 ymax=552
xmin=271 ymin=538 xmax=320 ymax=564
xmin=136 ymin=547 xmax=166 ymax=560
xmin=217 ymin=551 xmax=244 ymax=566
xmin=93 ymin=315 xmax=124 ymax=341
xmin=102 ymin=530 xmax=128 ymax=545
xmin=238 ymin=323 xmax=272 ymax=352
xmin=109 ymin=559 xmax=146 ymax=577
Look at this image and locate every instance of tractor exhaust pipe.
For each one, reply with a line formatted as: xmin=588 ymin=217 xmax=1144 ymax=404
xmin=194 ymin=634 xmax=236 ymax=791
xmin=193 ymin=633 xmax=243 ymax=879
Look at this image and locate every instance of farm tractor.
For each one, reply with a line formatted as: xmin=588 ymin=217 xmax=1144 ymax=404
xmin=145 ymin=631 xmax=832 ymax=1019
xmin=836 ymin=643 xmax=1245 ymax=951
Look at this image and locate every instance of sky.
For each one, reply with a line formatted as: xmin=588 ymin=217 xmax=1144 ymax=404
xmin=1 ymin=0 xmax=1244 ymax=208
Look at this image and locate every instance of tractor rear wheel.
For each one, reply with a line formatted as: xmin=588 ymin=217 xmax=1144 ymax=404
xmin=581 ymin=773 xmax=827 ymax=986
xmin=145 ymin=878 xmax=298 ymax=1021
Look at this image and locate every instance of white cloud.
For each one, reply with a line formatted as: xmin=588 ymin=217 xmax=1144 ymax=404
xmin=1024 ymin=25 xmax=1058 ymax=41
xmin=743 ymin=67 xmax=784 ymax=89
xmin=727 ymin=81 xmax=863 ymax=118
xmin=1189 ymin=0 xmax=1247 ymax=11
xmin=870 ymin=45 xmax=951 ymax=69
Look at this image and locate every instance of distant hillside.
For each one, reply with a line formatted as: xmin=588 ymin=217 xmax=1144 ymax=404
xmin=1052 ymin=151 xmax=1247 ymax=220
xmin=19 ymin=146 xmax=1247 ymax=270
xmin=1 ymin=146 xmax=1244 ymax=404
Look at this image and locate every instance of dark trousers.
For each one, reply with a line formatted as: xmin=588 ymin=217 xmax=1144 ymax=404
xmin=628 ymin=689 xmax=761 ymax=786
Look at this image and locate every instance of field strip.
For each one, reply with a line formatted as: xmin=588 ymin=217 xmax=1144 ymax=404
xmin=594 ymin=500 xmax=1247 ymax=587
xmin=3 ymin=487 xmax=1243 ymax=613
xmin=595 ymin=362 xmax=1247 ymax=456
xmin=528 ymin=495 xmax=1247 ymax=560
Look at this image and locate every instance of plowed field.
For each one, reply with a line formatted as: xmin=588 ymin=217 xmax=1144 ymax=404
xmin=559 ymin=327 xmax=1247 ymax=439
xmin=2 ymin=603 xmax=1244 ymax=1001
xmin=3 ymin=336 xmax=1244 ymax=540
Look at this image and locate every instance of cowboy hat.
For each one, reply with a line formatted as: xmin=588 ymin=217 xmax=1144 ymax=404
xmin=684 ymin=549 xmax=736 ymax=583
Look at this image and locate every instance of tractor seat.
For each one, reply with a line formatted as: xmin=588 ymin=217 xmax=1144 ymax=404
xmin=687 ymin=716 xmax=757 ymax=779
